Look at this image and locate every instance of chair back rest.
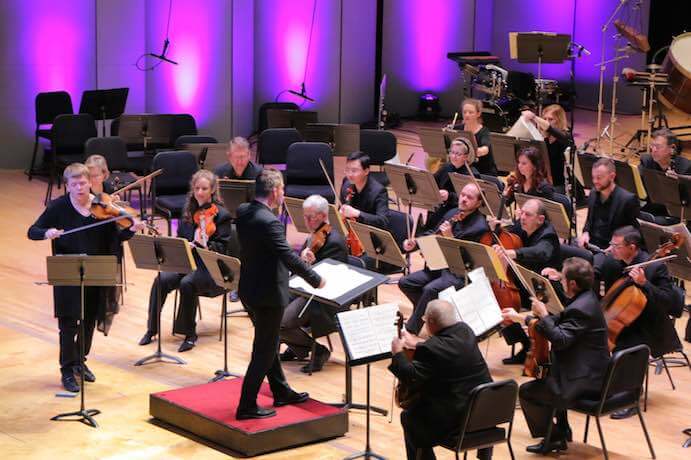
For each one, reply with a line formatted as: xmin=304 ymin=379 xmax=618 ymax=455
xmin=35 ymin=91 xmax=73 ymax=125
xmin=84 ymin=137 xmax=129 ymax=170
xmin=258 ymin=128 xmax=303 ymax=165
xmin=462 ymin=380 xmax=518 ymax=433
xmin=602 ymin=344 xmax=650 ymax=399
xmin=479 ymin=173 xmax=505 ymax=191
xmin=52 ymin=114 xmax=97 ymax=155
xmin=169 ymin=114 xmax=198 ymax=145
xmin=286 ymin=142 xmax=333 ymax=185
xmin=360 ymin=129 xmax=397 ymax=165
xmin=175 ymin=135 xmax=217 ymax=148
xmin=259 ymin=102 xmax=299 ymax=133
xmin=386 ymin=209 xmax=413 ymax=249
xmin=152 ymin=151 xmax=199 ymax=195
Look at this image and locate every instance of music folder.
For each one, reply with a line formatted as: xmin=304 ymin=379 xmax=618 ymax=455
xmin=349 ymin=220 xmax=408 ymax=269
xmin=218 ymin=179 xmax=256 ymax=219
xmin=449 ymin=172 xmax=505 ymax=218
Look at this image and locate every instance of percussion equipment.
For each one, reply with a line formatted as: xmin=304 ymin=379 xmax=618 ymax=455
xmin=659 ymin=32 xmax=691 ymax=114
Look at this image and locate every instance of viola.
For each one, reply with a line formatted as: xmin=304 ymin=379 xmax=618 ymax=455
xmin=193 ymin=203 xmax=218 ymax=247
xmin=434 ymin=209 xmax=468 ymax=235
xmin=602 ymin=233 xmax=684 ymax=350
xmin=524 ymin=278 xmax=551 ymax=379
xmin=309 ymin=223 xmax=331 ymax=255
xmin=344 ymin=185 xmax=365 ymax=257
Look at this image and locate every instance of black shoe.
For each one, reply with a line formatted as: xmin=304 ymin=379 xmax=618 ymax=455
xmin=503 ymin=349 xmax=527 ymax=365
xmin=74 ymin=364 xmax=96 ymax=383
xmin=178 ymin=335 xmax=197 ymax=352
xmin=526 ymin=438 xmax=568 ymax=454
xmin=300 ymin=346 xmax=331 ymax=373
xmin=610 ymin=407 xmax=638 ymax=420
xmin=279 ymin=347 xmax=305 ymax=362
xmin=273 ymin=391 xmax=309 ymax=407
xmin=61 ymin=374 xmax=80 ymax=393
xmin=236 ymin=406 xmax=276 ymax=420
xmin=139 ymin=331 xmax=156 ymax=346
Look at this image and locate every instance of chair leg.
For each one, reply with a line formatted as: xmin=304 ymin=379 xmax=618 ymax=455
xmin=583 ymin=414 xmax=590 ymax=443
xmin=172 ymin=290 xmax=178 ymax=336
xmin=462 ymin=451 xmax=466 ymax=460
xmin=661 ymin=358 xmax=676 ymax=390
xmin=644 ymin=365 xmax=649 ymax=412
xmin=326 ymin=334 xmax=333 ymax=351
xmin=507 ymin=439 xmax=516 ymax=460
xmin=28 ymin=135 xmax=39 ymax=181
xmin=595 ymin=416 xmax=609 ymax=460
xmin=636 ymin=408 xmax=656 ymax=458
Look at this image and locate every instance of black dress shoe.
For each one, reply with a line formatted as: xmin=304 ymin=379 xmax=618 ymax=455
xmin=526 ymin=438 xmax=567 ymax=454
xmin=236 ymin=406 xmax=276 ymax=420
xmin=610 ymin=407 xmax=638 ymax=420
xmin=273 ymin=391 xmax=309 ymax=407
xmin=178 ymin=335 xmax=197 ymax=352
xmin=300 ymin=346 xmax=331 ymax=374
xmin=279 ymin=347 xmax=306 ymax=362
xmin=74 ymin=364 xmax=96 ymax=382
xmin=139 ymin=331 xmax=155 ymax=346
xmin=502 ymin=349 xmax=527 ymax=365
xmin=61 ymin=374 xmax=80 ymax=393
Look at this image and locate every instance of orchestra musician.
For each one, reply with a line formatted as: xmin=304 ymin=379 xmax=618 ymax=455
xmin=450 ymin=98 xmax=498 ymax=176
xmin=398 ymin=183 xmax=489 ymax=334
xmin=390 ymin=300 xmax=493 ymax=460
xmin=235 ymin=169 xmax=325 ymax=420
xmin=279 ymin=195 xmax=347 ymax=373
xmin=28 ymin=163 xmax=146 ymax=393
xmin=490 ymin=198 xmax=561 ymax=364
xmin=503 ymin=257 xmax=610 ymax=454
xmin=521 ymin=105 xmax=570 ymax=193
xmin=595 ymin=226 xmax=683 ymax=419
xmin=638 ymin=128 xmax=691 ymax=224
xmin=85 ymin=154 xmax=116 ymax=195
xmin=503 ymin=146 xmax=555 ymax=203
xmin=213 ymin=136 xmax=263 ymax=180
xmin=138 ymin=170 xmax=232 ymax=352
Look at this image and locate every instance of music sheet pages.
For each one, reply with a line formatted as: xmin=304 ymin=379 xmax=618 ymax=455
xmin=289 ymin=262 xmax=373 ymax=300
xmin=438 ymin=267 xmax=502 ymax=337
xmin=337 ymin=303 xmax=399 ymax=361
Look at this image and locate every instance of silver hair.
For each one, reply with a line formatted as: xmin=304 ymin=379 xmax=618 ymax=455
xmin=229 ymin=136 xmax=250 ymax=152
xmin=303 ymin=194 xmax=329 ymax=215
xmin=424 ymin=299 xmax=459 ymax=330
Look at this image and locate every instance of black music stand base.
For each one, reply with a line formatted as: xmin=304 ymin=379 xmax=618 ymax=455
xmin=210 ymin=294 xmax=241 ymax=382
xmin=343 ymin=364 xmax=386 ymax=460
xmin=51 ymin=408 xmax=101 ymax=428
xmin=344 ymin=360 xmax=388 ymax=416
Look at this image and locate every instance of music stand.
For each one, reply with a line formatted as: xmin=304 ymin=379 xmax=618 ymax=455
xmin=513 ymin=265 xmax=564 ymax=314
xmin=283 ymin=196 xmax=348 ymax=237
xmin=79 ymin=88 xmax=129 ymax=137
xmin=638 ymin=219 xmax=691 ymax=281
xmin=575 ymin=153 xmax=646 ymax=199
xmin=334 ymin=124 xmax=360 ymax=156
xmin=449 ymin=172 xmax=507 ymax=218
xmin=490 ymin=133 xmax=519 ymax=173
xmin=640 ymin=168 xmax=691 ymax=221
xmin=218 ymin=179 xmax=255 ymax=219
xmin=437 ymin=238 xmax=509 ymax=284
xmin=515 ymin=193 xmax=572 ymax=240
xmin=349 ymin=221 xmax=407 ymax=270
xmin=418 ymin=127 xmax=450 ymax=159
xmin=385 ymin=164 xmax=442 ymax=210
xmin=196 ymin=248 xmax=243 ymax=382
xmin=128 ymin=234 xmax=196 ymax=366
xmin=185 ymin=142 xmax=229 ymax=171
xmin=46 ymin=255 xmax=119 ymax=428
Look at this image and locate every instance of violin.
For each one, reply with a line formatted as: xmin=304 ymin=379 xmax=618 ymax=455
xmin=193 ymin=203 xmax=218 ymax=247
xmin=524 ymin=278 xmax=551 ymax=379
xmin=602 ymin=233 xmax=684 ymax=350
xmin=435 ymin=209 xmax=467 ymax=235
xmin=344 ymin=185 xmax=365 ymax=257
xmin=309 ymin=223 xmax=332 ymax=255
xmin=91 ymin=193 xmax=137 ymax=230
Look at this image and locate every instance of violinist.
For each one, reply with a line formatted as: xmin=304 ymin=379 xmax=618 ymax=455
xmin=398 ymin=183 xmax=488 ymax=334
xmin=490 ymin=198 xmax=561 ymax=364
xmin=389 ymin=300 xmax=492 ymax=460
xmin=449 ymin=98 xmax=498 ymax=176
xmin=503 ymin=146 xmax=554 ymax=204
xmin=139 ymin=170 xmax=232 ymax=352
xmin=28 ymin=163 xmax=146 ymax=393
xmin=213 ymin=136 xmax=263 ymax=180
xmin=279 ymin=195 xmax=347 ymax=373
xmin=521 ymin=106 xmax=570 ymax=192
xmin=596 ymin=226 xmax=682 ymax=418
xmin=85 ymin=154 xmax=116 ymax=195
xmin=503 ymin=257 xmax=609 ymax=454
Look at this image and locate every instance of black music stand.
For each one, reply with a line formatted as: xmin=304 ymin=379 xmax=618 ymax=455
xmin=46 ymin=255 xmax=119 ymax=428
xmin=385 ymin=164 xmax=442 ymax=216
xmin=515 ymin=193 xmax=572 ymax=240
xmin=283 ymin=196 xmax=348 ymax=237
xmin=266 ymin=109 xmax=318 ymax=135
xmin=490 ymin=133 xmax=519 ymax=174
xmin=186 ymin=142 xmax=228 ymax=171
xmin=449 ymin=172 xmax=506 ymax=218
xmin=638 ymin=220 xmax=691 ymax=281
xmin=79 ymin=88 xmax=129 ymax=137
xmin=513 ymin=265 xmax=564 ymax=314
xmin=418 ymin=127 xmax=450 ymax=160
xmin=288 ymin=258 xmax=389 ymax=414
xmin=576 ymin=152 xmax=646 ymax=198
xmin=349 ymin=221 xmax=408 ymax=271
xmin=437 ymin=238 xmax=508 ymax=284
xmin=335 ymin=303 xmax=399 ymax=460
xmin=195 ymin=248 xmax=243 ymax=382
xmin=218 ymin=179 xmax=255 ymax=219
xmin=128 ymin=234 xmax=196 ymax=366
xmin=640 ymin=168 xmax=691 ymax=221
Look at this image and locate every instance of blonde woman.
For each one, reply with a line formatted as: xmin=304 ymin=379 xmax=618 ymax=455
xmin=522 ymin=104 xmax=570 ymax=191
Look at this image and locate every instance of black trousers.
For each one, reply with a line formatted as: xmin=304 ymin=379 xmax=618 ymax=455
xmin=398 ymin=268 xmax=464 ymax=334
xmin=519 ymin=379 xmax=570 ymax=440
xmin=238 ymin=304 xmax=292 ymax=411
xmin=58 ymin=309 xmax=97 ymax=377
xmin=146 ymin=269 xmax=222 ymax=337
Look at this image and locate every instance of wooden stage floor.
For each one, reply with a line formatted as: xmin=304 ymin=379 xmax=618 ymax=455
xmin=1 ymin=108 xmax=690 ymax=459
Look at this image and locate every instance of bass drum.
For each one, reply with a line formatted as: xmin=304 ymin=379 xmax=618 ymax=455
xmin=482 ymin=98 xmax=522 ymax=133
xmin=659 ymin=32 xmax=691 ymax=114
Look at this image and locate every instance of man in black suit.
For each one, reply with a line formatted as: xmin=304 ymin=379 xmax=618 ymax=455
xmin=279 ymin=194 xmax=347 ymax=373
xmin=390 ymin=299 xmax=493 ymax=460
xmin=398 ymin=183 xmax=489 ymax=334
xmin=503 ymin=257 xmax=610 ymax=454
xmin=596 ymin=226 xmax=683 ymax=419
xmin=213 ymin=136 xmax=263 ymax=180
xmin=235 ymin=169 xmax=325 ymax=420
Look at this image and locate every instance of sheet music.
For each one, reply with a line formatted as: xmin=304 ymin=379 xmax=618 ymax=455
xmin=337 ymin=303 xmax=399 ymax=361
xmin=441 ymin=267 xmax=502 ymax=337
xmin=289 ymin=262 xmax=373 ymax=300
xmin=507 ymin=116 xmax=544 ymax=141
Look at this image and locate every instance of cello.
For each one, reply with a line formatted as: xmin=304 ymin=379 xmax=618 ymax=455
xmin=524 ymin=278 xmax=552 ymax=379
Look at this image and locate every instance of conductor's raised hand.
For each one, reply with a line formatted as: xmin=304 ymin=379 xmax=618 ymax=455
xmin=44 ymin=228 xmax=64 ymax=240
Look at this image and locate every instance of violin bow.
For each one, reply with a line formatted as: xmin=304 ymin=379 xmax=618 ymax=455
xmin=112 ymin=169 xmax=163 ymax=196
xmin=319 ymin=159 xmax=341 ymax=208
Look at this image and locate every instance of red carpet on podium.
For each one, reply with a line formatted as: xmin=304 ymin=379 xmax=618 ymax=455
xmin=150 ymin=378 xmax=348 ymax=456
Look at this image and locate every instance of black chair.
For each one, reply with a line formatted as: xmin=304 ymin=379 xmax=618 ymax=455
xmin=169 ymin=114 xmax=198 ymax=146
xmin=479 ymin=173 xmax=505 ymax=192
xmin=45 ymin=114 xmax=97 ymax=204
xmin=284 ymin=142 xmax=335 ymax=203
xmin=258 ymin=102 xmax=299 ymax=133
xmin=151 ymin=151 xmax=199 ymax=235
xmin=420 ymin=379 xmax=518 ymax=460
xmin=174 ymin=135 xmax=217 ymax=148
xmin=360 ymin=129 xmax=397 ymax=187
xmin=28 ymin=91 xmax=74 ymax=180
xmin=569 ymin=344 xmax=655 ymax=460
xmin=257 ymin=128 xmax=303 ymax=166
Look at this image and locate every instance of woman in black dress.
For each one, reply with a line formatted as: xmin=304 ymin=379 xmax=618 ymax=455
xmin=454 ymin=98 xmax=498 ymax=176
xmin=522 ymin=105 xmax=570 ymax=193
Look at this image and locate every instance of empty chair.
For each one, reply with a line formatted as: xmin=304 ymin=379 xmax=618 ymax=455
xmin=257 ymin=128 xmax=302 ymax=166
xmin=151 ymin=151 xmax=199 ymax=235
xmin=28 ymin=91 xmax=74 ymax=180
xmin=258 ymin=102 xmax=299 ymax=133
xmin=284 ymin=142 xmax=335 ymax=203
xmin=360 ymin=129 xmax=397 ymax=187
xmin=169 ymin=114 xmax=198 ymax=146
